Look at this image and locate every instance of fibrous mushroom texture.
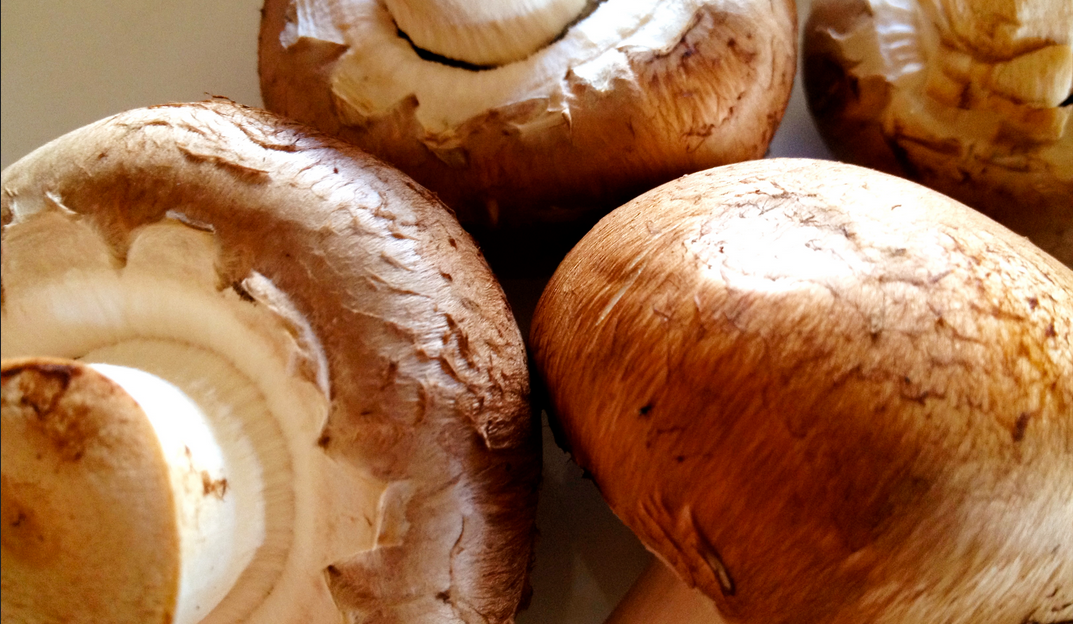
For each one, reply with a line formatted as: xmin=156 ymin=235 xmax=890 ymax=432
xmin=0 ymin=100 xmax=538 ymax=624
xmin=803 ymin=0 xmax=1073 ymax=267
xmin=258 ymin=0 xmax=797 ymax=234
xmin=531 ymin=159 xmax=1073 ymax=624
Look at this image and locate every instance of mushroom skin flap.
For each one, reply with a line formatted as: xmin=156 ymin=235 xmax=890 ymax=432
xmin=1 ymin=100 xmax=538 ymax=624
xmin=531 ymin=159 xmax=1073 ymax=624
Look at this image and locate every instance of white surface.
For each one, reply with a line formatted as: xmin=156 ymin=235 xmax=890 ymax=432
xmin=0 ymin=1 xmax=831 ymax=622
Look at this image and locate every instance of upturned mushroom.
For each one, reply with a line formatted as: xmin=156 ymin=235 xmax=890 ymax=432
xmin=258 ymin=0 xmax=797 ymax=242
xmin=803 ymin=0 xmax=1073 ymax=267
xmin=531 ymin=159 xmax=1073 ymax=624
xmin=1 ymin=100 xmax=539 ymax=623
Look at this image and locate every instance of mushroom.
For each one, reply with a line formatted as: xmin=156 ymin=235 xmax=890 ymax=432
xmin=257 ymin=0 xmax=797 ymax=250
xmin=1 ymin=100 xmax=539 ymax=623
xmin=802 ymin=0 xmax=1073 ymax=267
xmin=530 ymin=159 xmax=1073 ymax=624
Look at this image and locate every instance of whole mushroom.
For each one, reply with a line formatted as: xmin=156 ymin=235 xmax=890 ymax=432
xmin=1 ymin=100 xmax=539 ymax=624
xmin=258 ymin=0 xmax=797 ymax=260
xmin=531 ymin=159 xmax=1073 ymax=624
xmin=803 ymin=0 xmax=1073 ymax=267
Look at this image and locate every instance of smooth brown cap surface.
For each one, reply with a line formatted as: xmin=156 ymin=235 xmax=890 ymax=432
xmin=532 ymin=159 xmax=1073 ymax=624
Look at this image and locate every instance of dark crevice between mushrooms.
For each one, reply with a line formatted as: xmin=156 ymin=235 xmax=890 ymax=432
xmin=396 ymin=27 xmax=497 ymax=71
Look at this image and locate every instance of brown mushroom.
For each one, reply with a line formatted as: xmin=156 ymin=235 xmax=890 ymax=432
xmin=531 ymin=158 xmax=1073 ymax=624
xmin=803 ymin=0 xmax=1073 ymax=267
xmin=1 ymin=100 xmax=539 ymax=623
xmin=258 ymin=0 xmax=797 ymax=261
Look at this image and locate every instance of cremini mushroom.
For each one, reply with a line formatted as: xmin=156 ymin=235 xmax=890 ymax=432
xmin=258 ymin=0 xmax=797 ymax=253
xmin=0 ymin=100 xmax=539 ymax=624
xmin=803 ymin=0 xmax=1073 ymax=267
xmin=530 ymin=159 xmax=1073 ymax=624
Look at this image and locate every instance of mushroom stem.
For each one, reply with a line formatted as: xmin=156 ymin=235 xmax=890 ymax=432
xmin=1 ymin=212 xmax=394 ymax=622
xmin=605 ymin=559 xmax=726 ymax=624
xmin=1 ymin=355 xmax=267 ymax=624
xmin=2 ymin=358 xmax=182 ymax=624
xmin=87 ymin=358 xmax=265 ymax=624
xmin=384 ymin=0 xmax=589 ymax=65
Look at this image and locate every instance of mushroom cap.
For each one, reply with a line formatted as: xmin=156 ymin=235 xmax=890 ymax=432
xmin=803 ymin=0 xmax=1073 ymax=267
xmin=530 ymin=158 xmax=1073 ymax=624
xmin=1 ymin=100 xmax=538 ymax=623
xmin=257 ymin=0 xmax=797 ymax=243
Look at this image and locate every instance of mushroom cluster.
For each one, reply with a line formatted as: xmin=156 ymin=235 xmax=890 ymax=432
xmin=1 ymin=100 xmax=539 ymax=624
xmin=9 ymin=1 xmax=1073 ymax=622
xmin=259 ymin=0 xmax=798 ymax=244
xmin=531 ymin=159 xmax=1073 ymax=624
xmin=803 ymin=0 xmax=1073 ymax=266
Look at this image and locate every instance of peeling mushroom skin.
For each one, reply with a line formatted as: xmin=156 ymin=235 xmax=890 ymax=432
xmin=258 ymin=0 xmax=797 ymax=238
xmin=1 ymin=101 xmax=538 ymax=624
xmin=803 ymin=0 xmax=1073 ymax=267
xmin=531 ymin=159 xmax=1073 ymax=624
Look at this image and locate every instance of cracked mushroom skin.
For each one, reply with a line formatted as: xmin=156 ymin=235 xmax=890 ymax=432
xmin=530 ymin=159 xmax=1073 ymax=624
xmin=0 ymin=100 xmax=538 ymax=623
xmin=803 ymin=0 xmax=1073 ymax=267
xmin=257 ymin=0 xmax=797 ymax=239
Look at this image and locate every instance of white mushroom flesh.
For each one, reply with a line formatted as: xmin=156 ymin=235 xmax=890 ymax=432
xmin=285 ymin=0 xmax=714 ymax=134
xmin=383 ymin=0 xmax=590 ymax=66
xmin=1 ymin=208 xmax=388 ymax=623
xmin=86 ymin=355 xmax=264 ymax=624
